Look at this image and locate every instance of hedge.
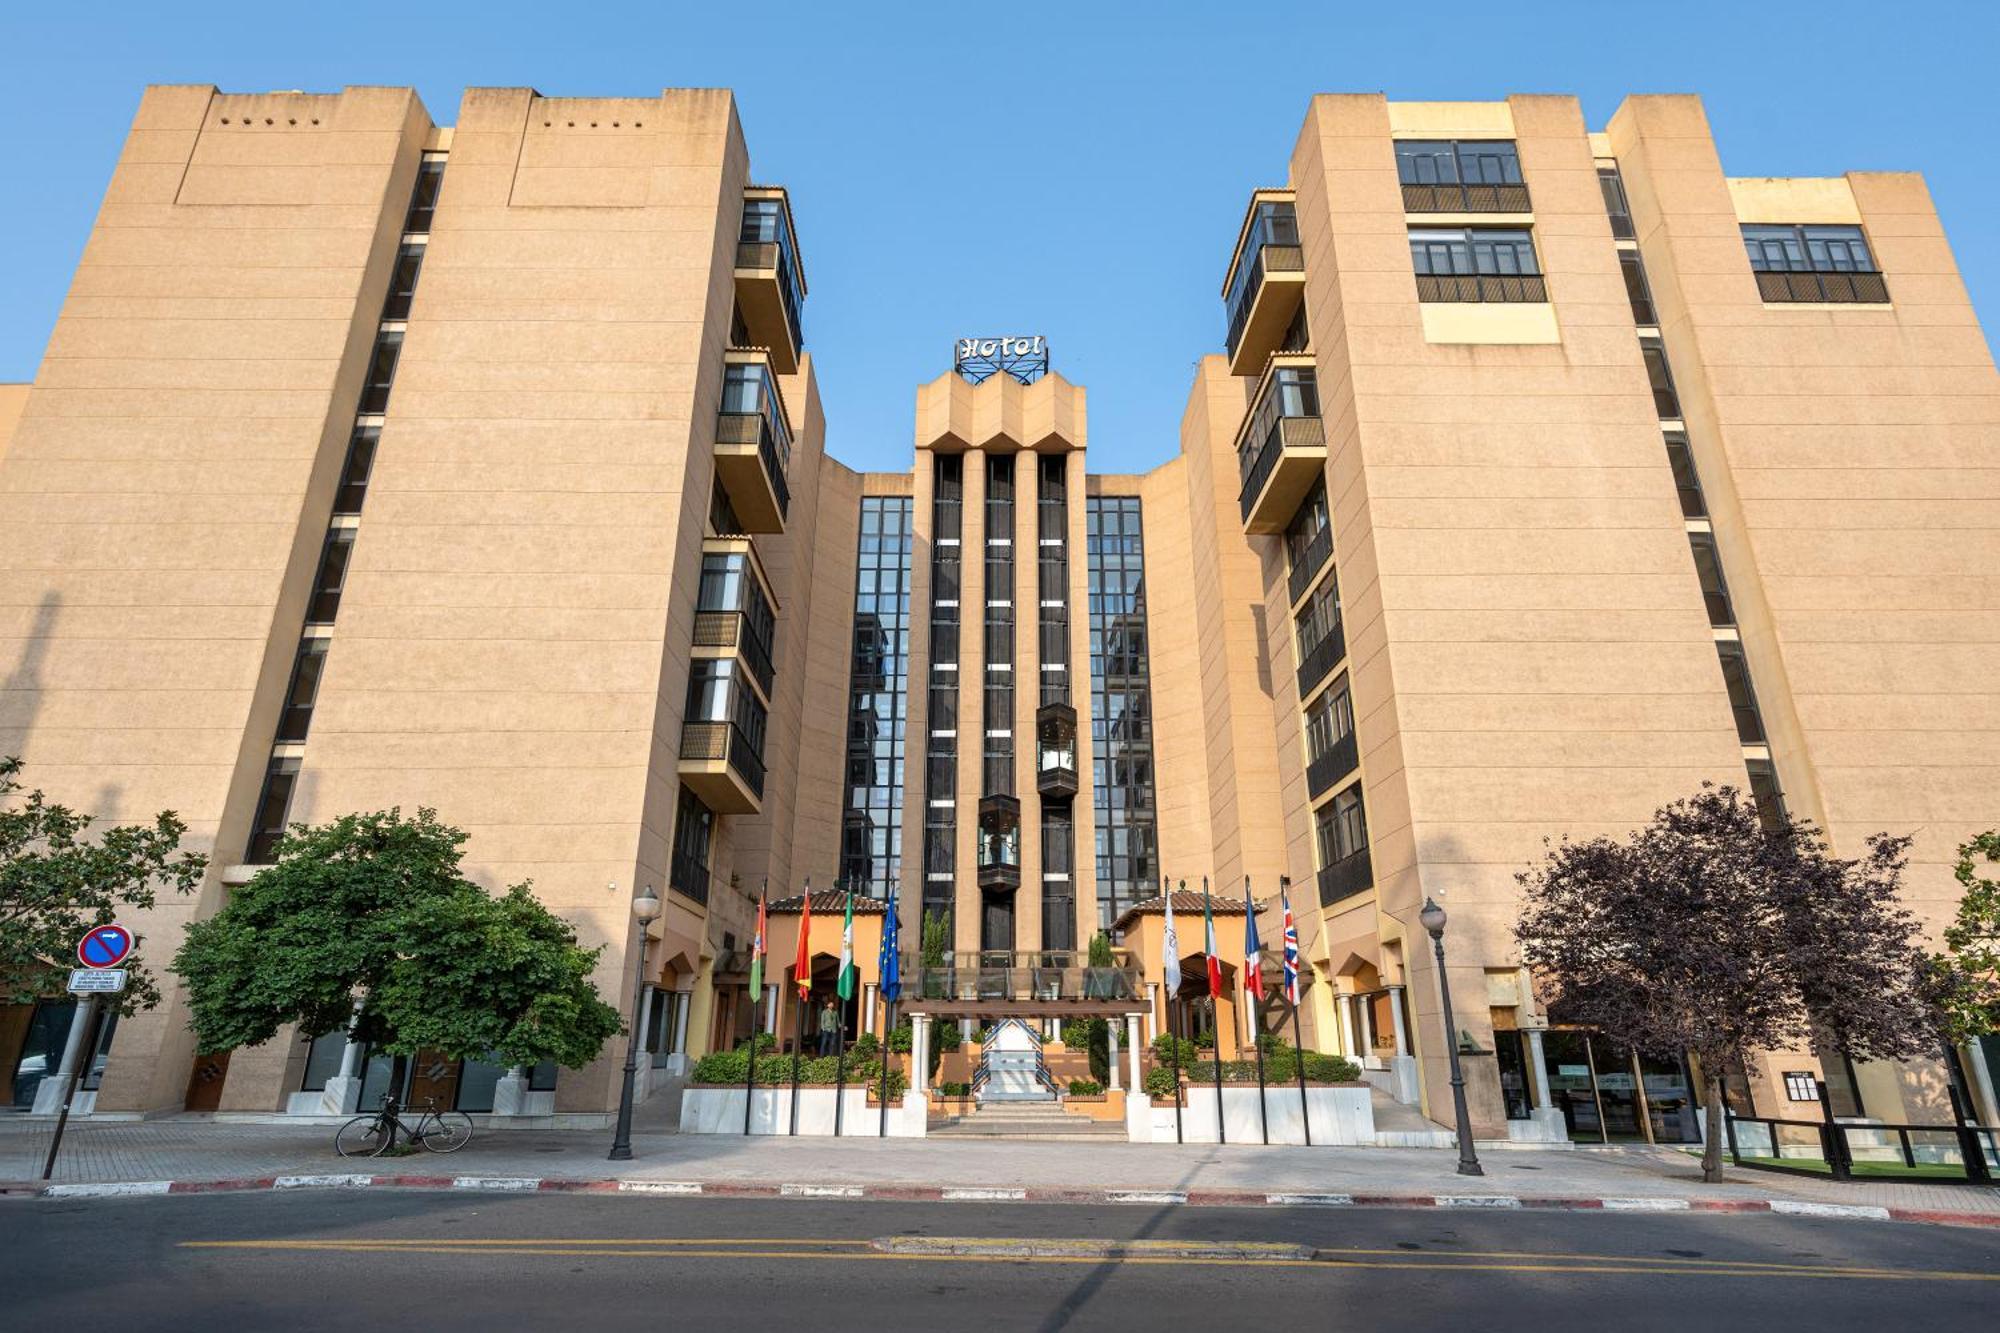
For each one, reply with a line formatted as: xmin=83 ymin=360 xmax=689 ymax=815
xmin=691 ymin=1048 xmax=907 ymax=1100
xmin=1139 ymin=1050 xmax=1361 ymax=1097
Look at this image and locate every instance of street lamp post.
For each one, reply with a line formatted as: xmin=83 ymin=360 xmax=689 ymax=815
xmin=1419 ymin=897 xmax=1483 ymax=1178
xmin=609 ymin=884 xmax=662 ymax=1162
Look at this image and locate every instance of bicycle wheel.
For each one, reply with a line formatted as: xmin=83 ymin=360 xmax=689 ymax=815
xmin=335 ymin=1114 xmax=394 ymax=1158
xmin=419 ymin=1110 xmax=474 ymax=1153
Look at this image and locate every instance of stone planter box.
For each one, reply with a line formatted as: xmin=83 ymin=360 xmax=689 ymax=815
xmin=680 ymin=1085 xmax=926 ymax=1137
xmin=1130 ymin=1084 xmax=1376 ymax=1145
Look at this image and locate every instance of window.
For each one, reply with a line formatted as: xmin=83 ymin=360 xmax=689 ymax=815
xmin=1409 ymin=228 xmax=1545 ymax=303
xmin=1714 ymin=641 xmax=1766 ymax=745
xmin=357 ymin=332 xmax=402 ymax=415
xmin=1396 ymin=140 xmax=1529 ymax=212
xmin=1294 ymin=573 xmax=1344 ymax=694
xmin=381 ymin=243 xmax=425 ymax=321
xmin=1088 ymin=497 xmax=1158 ymax=929
xmin=1284 ymin=482 xmax=1332 ymax=604
xmin=1598 ymin=165 xmax=1636 ymax=239
xmin=708 ymin=479 xmax=744 ymax=536
xmin=924 ymin=455 xmax=963 ymax=905
xmin=1662 ymin=432 xmax=1706 ymax=518
xmin=1742 ymin=224 xmax=1888 ymax=303
xmin=670 ymin=786 xmax=714 ymax=904
xmin=1745 ymin=758 xmax=1788 ymax=833
xmin=1042 ymin=804 xmax=1075 ymax=952
xmin=245 ymin=757 xmax=301 ymax=864
xmin=1686 ymin=532 xmax=1734 ymax=626
xmin=739 ymin=198 xmax=805 ymax=345
xmin=275 ymin=639 xmax=330 ymax=744
xmin=1640 ymin=340 xmax=1681 ymax=419
xmin=403 ymin=158 xmax=446 ymax=233
xmin=333 ymin=426 xmax=379 ymax=516
xmin=685 ymin=658 xmax=737 ymax=724
xmin=840 ymin=498 xmax=914 ymax=894
xmin=1314 ymin=783 xmax=1372 ymax=905
xmin=307 ymin=529 xmax=356 ymax=625
xmin=1305 ymin=672 xmax=1357 ymax=796
xmin=1619 ymin=251 xmax=1656 ymax=325
xmin=1238 ymin=366 xmax=1320 ymax=513
xmin=1224 ymin=199 xmax=1303 ymax=356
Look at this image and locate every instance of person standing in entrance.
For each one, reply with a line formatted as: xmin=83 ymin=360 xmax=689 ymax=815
xmin=816 ymin=998 xmax=839 ymax=1056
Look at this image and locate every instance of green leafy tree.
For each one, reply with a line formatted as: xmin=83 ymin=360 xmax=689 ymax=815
xmin=171 ymin=808 xmax=619 ymax=1072
xmin=1516 ymin=785 xmax=1933 ymax=1184
xmin=0 ymin=756 xmax=207 ymax=1013
xmin=1934 ymin=832 xmax=2000 ymax=1044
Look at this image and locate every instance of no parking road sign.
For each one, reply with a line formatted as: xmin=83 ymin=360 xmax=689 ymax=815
xmin=77 ymin=924 xmax=133 ymax=969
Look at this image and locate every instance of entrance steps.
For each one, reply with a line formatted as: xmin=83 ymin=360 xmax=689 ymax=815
xmin=931 ymin=1098 xmax=1126 ymax=1141
xmin=1367 ymin=1088 xmax=1457 ymax=1149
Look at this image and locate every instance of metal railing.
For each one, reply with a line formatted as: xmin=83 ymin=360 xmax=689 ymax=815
xmin=1238 ymin=416 xmax=1326 ymax=523
xmin=1723 ymin=1111 xmax=1996 ymax=1184
xmin=715 ymin=410 xmax=792 ymax=520
xmin=679 ymin=719 xmax=767 ymax=799
xmin=1297 ymin=619 xmax=1345 ymax=699
xmin=1415 ymin=272 xmax=1548 ymax=304
xmin=668 ymin=852 xmax=712 ymax=906
xmin=1224 ymin=243 xmax=1305 ymax=363
xmin=735 ymin=239 xmax=806 ymax=348
xmin=1401 ymin=180 xmax=1531 ymax=213
xmin=1306 ymin=730 xmax=1359 ymax=800
xmin=1287 ymin=521 xmax=1332 ymax=607
xmin=911 ymin=951 xmax=1143 ymax=1005
xmin=1754 ymin=269 xmax=1889 ymax=304
xmin=1316 ymin=847 xmax=1373 ymax=907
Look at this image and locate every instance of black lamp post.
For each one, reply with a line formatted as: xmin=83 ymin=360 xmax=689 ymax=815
xmin=609 ymin=884 xmax=662 ymax=1162
xmin=1419 ymin=896 xmax=1483 ymax=1177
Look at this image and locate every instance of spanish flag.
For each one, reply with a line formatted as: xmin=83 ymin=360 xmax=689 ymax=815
xmin=794 ymin=880 xmax=813 ymax=1001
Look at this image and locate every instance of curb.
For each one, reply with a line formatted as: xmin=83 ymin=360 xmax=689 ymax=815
xmin=11 ymin=1174 xmax=1998 ymax=1229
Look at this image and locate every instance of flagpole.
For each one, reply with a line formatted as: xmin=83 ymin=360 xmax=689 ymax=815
xmin=1248 ymin=877 xmax=1269 ymax=1147
xmin=1171 ymin=993 xmax=1184 ymax=1144
xmin=790 ymin=986 xmax=807 ymax=1137
xmin=746 ymin=879 xmax=766 ymax=1136
xmin=1204 ymin=877 xmax=1225 ymax=1146
xmin=1282 ymin=875 xmax=1312 ymax=1146
xmin=744 ymin=1017 xmax=759 ymax=1137
xmin=878 ymin=997 xmax=894 ymax=1138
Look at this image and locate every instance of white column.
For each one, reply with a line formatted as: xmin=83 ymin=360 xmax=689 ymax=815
xmin=1332 ymin=992 xmax=1354 ymax=1058
xmin=1526 ymin=1028 xmax=1553 ymax=1108
xmin=1349 ymin=995 xmax=1368 ymax=1060
xmin=1107 ymin=1018 xmax=1121 ymax=1091
xmin=911 ymin=1015 xmax=930 ymax=1094
xmin=31 ymin=1001 xmax=93 ymax=1116
xmin=1964 ymin=1040 xmax=1999 ymax=1125
xmin=764 ymin=984 xmax=779 ymax=1034
xmin=671 ymin=987 xmax=693 ymax=1053
xmin=492 ymin=1065 xmax=530 ymax=1117
xmin=1126 ymin=1014 xmax=1143 ymax=1092
xmin=1144 ymin=983 xmax=1159 ymax=1045
xmin=863 ymin=983 xmax=877 ymax=1035
xmin=319 ymin=1002 xmax=367 ymax=1116
xmin=1387 ymin=986 xmax=1410 ymax=1057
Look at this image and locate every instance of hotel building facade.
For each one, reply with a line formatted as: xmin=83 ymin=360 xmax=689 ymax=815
xmin=2 ymin=84 xmax=1997 ymax=1142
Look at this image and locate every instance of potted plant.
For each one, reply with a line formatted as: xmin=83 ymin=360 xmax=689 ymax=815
xmin=1082 ymin=931 xmax=1118 ymax=1000
xmin=920 ymin=910 xmax=950 ymax=1000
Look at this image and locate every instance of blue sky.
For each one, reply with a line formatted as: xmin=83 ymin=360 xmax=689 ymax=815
xmin=4 ymin=2 xmax=1995 ymax=475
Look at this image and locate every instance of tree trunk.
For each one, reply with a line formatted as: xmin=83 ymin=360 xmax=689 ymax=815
xmin=1702 ymin=1074 xmax=1726 ymax=1184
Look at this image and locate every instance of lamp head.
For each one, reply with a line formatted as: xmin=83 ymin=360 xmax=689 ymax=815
xmin=632 ymin=884 xmax=662 ymax=923
xmin=1418 ymin=897 xmax=1447 ymax=940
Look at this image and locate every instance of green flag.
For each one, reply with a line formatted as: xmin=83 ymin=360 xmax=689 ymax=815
xmin=837 ymin=890 xmax=857 ymax=1001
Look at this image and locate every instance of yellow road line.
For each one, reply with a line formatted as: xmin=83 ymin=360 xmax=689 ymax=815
xmin=176 ymin=1240 xmax=2000 ymax=1282
xmin=187 ymin=1237 xmax=874 ymax=1248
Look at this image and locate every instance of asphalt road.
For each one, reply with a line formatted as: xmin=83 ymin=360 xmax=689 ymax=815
xmin=5 ymin=1192 xmax=1997 ymax=1331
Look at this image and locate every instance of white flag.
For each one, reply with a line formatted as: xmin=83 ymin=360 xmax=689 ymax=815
xmin=1161 ymin=885 xmax=1181 ymax=995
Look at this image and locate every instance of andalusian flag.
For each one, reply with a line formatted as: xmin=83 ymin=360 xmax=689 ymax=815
xmin=747 ymin=879 xmax=768 ymax=1000
xmin=794 ymin=878 xmax=813 ymax=1000
xmin=1203 ymin=877 xmax=1225 ymax=998
xmin=837 ymin=889 xmax=858 ymax=1002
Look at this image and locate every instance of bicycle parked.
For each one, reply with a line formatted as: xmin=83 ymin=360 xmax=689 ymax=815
xmin=335 ymin=1094 xmax=474 ymax=1157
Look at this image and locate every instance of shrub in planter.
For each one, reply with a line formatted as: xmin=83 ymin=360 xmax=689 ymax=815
xmin=692 ymin=1050 xmax=906 ymax=1100
xmin=1142 ymin=1066 xmax=1180 ymax=1099
xmin=936 ymin=1080 xmax=971 ymax=1097
xmin=1067 ymin=1078 xmax=1103 ymax=1097
xmin=1061 ymin=1017 xmax=1111 ymax=1083
xmin=1149 ymin=1032 xmax=1199 ymax=1069
xmin=736 ymin=1031 xmax=777 ymax=1054
xmin=850 ymin=1032 xmax=880 ymax=1061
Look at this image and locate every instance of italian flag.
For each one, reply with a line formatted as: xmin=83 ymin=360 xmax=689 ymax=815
xmin=837 ymin=890 xmax=858 ymax=1002
xmin=1203 ymin=879 xmax=1225 ymax=998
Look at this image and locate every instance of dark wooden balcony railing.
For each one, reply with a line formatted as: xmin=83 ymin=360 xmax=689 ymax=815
xmin=715 ymin=409 xmax=792 ymax=520
xmin=1306 ymin=729 xmax=1359 ymax=800
xmin=1297 ymin=619 xmax=1346 ymax=699
xmin=692 ymin=611 xmax=775 ymax=698
xmin=1401 ymin=180 xmax=1531 ymax=213
xmin=1415 ymin=272 xmax=1548 ymax=304
xmin=1754 ymin=269 xmax=1889 ymax=304
xmin=1316 ymin=847 xmax=1374 ymax=907
xmin=679 ymin=719 xmax=766 ymax=799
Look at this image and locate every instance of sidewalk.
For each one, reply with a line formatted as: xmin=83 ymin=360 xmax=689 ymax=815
xmin=3 ymin=1113 xmax=1996 ymax=1227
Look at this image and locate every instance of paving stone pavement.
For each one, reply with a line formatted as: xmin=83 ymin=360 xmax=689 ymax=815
xmin=2 ymin=1111 xmax=1995 ymax=1220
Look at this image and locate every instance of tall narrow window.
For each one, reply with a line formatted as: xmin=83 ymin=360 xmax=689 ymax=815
xmin=245 ymin=757 xmax=302 ymax=864
xmin=1662 ymin=432 xmax=1705 ymax=518
xmin=1598 ymin=165 xmax=1636 ymax=239
xmin=307 ymin=530 xmax=357 ymax=625
xmin=1640 ymin=340 xmax=1681 ymax=419
xmin=1088 ymin=496 xmax=1157 ymax=930
xmin=358 ymin=332 xmax=402 ymax=415
xmin=670 ymin=787 xmax=715 ymax=905
xmin=1714 ymin=641 xmax=1767 ymax=745
xmin=923 ymin=455 xmax=963 ymax=924
xmin=839 ymin=497 xmax=914 ymax=895
xmin=381 ymin=243 xmax=425 ymax=321
xmin=333 ymin=427 xmax=379 ymax=517
xmin=1619 ymin=251 xmax=1657 ymax=326
xmin=1687 ymin=533 xmax=1735 ymax=627
xmin=404 ymin=158 xmax=446 ymax=233
xmin=275 ymin=639 xmax=331 ymax=744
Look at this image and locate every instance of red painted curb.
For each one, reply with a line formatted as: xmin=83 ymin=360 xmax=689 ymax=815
xmin=1885 ymin=1208 xmax=2000 ymax=1229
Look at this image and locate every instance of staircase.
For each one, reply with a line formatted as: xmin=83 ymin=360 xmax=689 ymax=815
xmin=970 ymin=1018 xmax=1058 ymax=1102
xmin=930 ymin=1099 xmax=1126 ymax=1140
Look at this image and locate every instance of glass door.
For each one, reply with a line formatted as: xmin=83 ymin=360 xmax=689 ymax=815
xmin=1540 ymin=1029 xmax=1602 ymax=1142
xmin=1640 ymin=1050 xmax=1700 ymax=1143
xmin=1589 ymin=1038 xmax=1649 ymax=1142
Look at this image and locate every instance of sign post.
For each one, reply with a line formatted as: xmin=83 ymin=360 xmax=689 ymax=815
xmin=41 ymin=926 xmax=133 ymax=1181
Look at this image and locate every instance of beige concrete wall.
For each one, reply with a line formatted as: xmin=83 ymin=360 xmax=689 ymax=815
xmin=0 ymin=384 xmax=27 ymax=468
xmin=1286 ymin=94 xmax=1747 ymax=1130
xmin=290 ymin=88 xmax=755 ymax=1110
xmin=0 ymin=85 xmax=435 ymax=1112
xmin=787 ymin=457 xmax=864 ymax=889
xmin=1609 ymin=96 xmax=2000 ymax=1114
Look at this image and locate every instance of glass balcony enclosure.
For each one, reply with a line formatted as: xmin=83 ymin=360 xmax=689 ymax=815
xmin=1742 ymin=224 xmax=1889 ymax=303
xmin=678 ymin=657 xmax=769 ymax=813
xmin=734 ymin=190 xmax=807 ymax=370
xmin=714 ymin=352 xmax=793 ymax=530
xmin=1396 ymin=140 xmax=1530 ymax=213
xmin=694 ymin=543 xmax=778 ymax=700
xmin=1036 ymin=701 xmax=1079 ymax=799
xmin=977 ymin=793 xmax=1022 ymax=891
xmin=1236 ymin=356 xmax=1327 ymax=534
xmin=1222 ymin=192 xmax=1306 ymax=375
xmin=1409 ymin=227 xmax=1547 ymax=303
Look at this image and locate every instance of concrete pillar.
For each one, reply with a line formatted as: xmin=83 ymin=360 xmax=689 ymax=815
xmin=30 ymin=1002 xmax=92 ymax=1116
xmin=671 ymin=987 xmax=693 ymax=1054
xmin=1965 ymin=1040 xmax=1999 ymax=1125
xmin=1521 ymin=1026 xmax=1567 ymax=1141
xmin=764 ymin=984 xmax=779 ymax=1034
xmin=1107 ymin=1017 xmax=1121 ymax=1091
xmin=319 ymin=1006 xmax=366 ymax=1116
xmin=1386 ymin=986 xmax=1420 ymax=1105
xmin=863 ymin=983 xmax=877 ymax=1036
xmin=911 ymin=1014 xmax=930 ymax=1094
xmin=1144 ymin=983 xmax=1159 ymax=1045
xmin=1126 ymin=1014 xmax=1143 ymax=1091
xmin=1332 ymin=991 xmax=1353 ymax=1058
xmin=492 ymin=1065 xmax=530 ymax=1117
xmin=1348 ymin=995 xmax=1367 ymax=1060
xmin=1526 ymin=1028 xmax=1554 ymax=1109
xmin=1387 ymin=986 xmax=1410 ymax=1057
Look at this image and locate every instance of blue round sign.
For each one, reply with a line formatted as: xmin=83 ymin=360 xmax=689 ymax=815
xmin=78 ymin=924 xmax=133 ymax=969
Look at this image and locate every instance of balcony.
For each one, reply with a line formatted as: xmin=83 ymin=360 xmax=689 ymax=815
xmin=1237 ymin=356 xmax=1327 ymax=536
xmin=1222 ymin=192 xmax=1306 ymax=376
xmin=913 ymin=949 xmax=1143 ymax=1009
xmin=977 ymin=793 xmax=1022 ymax=893
xmin=694 ymin=538 xmax=779 ymax=702
xmin=1286 ymin=521 xmax=1332 ymax=607
xmin=1316 ymin=847 xmax=1373 ymax=907
xmin=1035 ymin=701 xmax=1079 ymax=800
xmin=678 ymin=719 xmax=766 ymax=815
xmin=1297 ymin=619 xmax=1345 ymax=700
xmin=1306 ymin=729 xmax=1359 ymax=800
xmin=715 ymin=351 xmax=792 ymax=532
xmin=1402 ymin=180 xmax=1531 ymax=214
xmin=1414 ymin=272 xmax=1547 ymax=304
xmin=733 ymin=189 xmax=806 ymax=373
xmin=1754 ymin=269 xmax=1889 ymax=304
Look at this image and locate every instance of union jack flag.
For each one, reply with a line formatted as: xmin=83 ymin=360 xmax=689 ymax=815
xmin=1280 ymin=878 xmax=1300 ymax=1007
